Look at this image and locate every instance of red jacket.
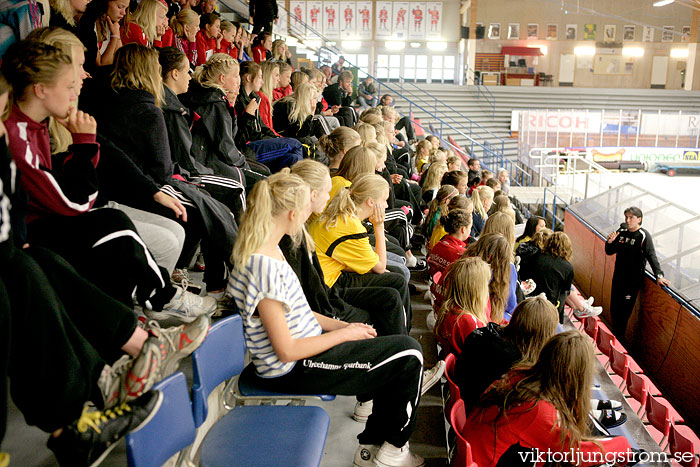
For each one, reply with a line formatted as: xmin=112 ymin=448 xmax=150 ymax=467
xmin=122 ymin=22 xmax=147 ymax=46
xmin=428 ymin=234 xmax=466 ymax=278
xmin=6 ymin=105 xmax=100 ymax=223
xmin=461 ymin=398 xmax=633 ymax=467
xmin=195 ymin=29 xmax=217 ymax=65
xmin=251 ymin=44 xmax=267 ymax=63
xmin=154 ymin=27 xmax=173 ymax=48
xmin=273 ymin=85 xmax=293 ymax=101
xmin=436 ymin=310 xmax=484 ymax=355
xmin=174 ymin=36 xmax=197 ymax=66
xmin=256 ymin=91 xmax=280 ymax=136
xmin=218 ymin=39 xmax=238 ymax=59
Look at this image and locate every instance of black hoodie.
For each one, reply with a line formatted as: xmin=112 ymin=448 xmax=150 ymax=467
xmin=234 ymin=89 xmax=277 ymax=150
xmin=99 ymin=88 xmax=174 ymax=186
xmin=161 ymin=85 xmax=214 ymax=177
xmin=180 ymin=81 xmax=249 ymax=170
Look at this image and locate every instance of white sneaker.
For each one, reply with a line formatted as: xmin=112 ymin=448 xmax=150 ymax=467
xmin=353 ymin=444 xmax=379 ymax=466
xmin=148 ymin=286 xmax=217 ymax=323
xmin=374 ymin=442 xmax=424 ymax=467
xmin=425 ymin=311 xmax=436 ymax=331
xmin=353 ymin=400 xmax=373 ymax=423
xmin=421 ymin=360 xmax=446 ymax=395
xmin=573 ymin=303 xmax=602 ymax=319
xmin=586 ymin=296 xmax=595 ymax=306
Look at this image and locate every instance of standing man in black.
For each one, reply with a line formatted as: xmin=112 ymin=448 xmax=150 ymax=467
xmin=605 ymin=206 xmax=669 ymax=342
xmin=249 ymin=0 xmax=277 ymax=34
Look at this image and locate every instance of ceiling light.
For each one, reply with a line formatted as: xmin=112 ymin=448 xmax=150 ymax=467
xmin=671 ymin=48 xmax=689 ymax=58
xmin=622 ymin=47 xmax=644 ymax=57
xmin=342 ymin=41 xmax=362 ymax=50
xmin=574 ymin=46 xmax=596 ymax=56
xmin=653 ymin=0 xmax=674 ymax=6
xmin=427 ymin=41 xmax=447 ymax=51
xmin=385 ymin=41 xmax=406 ymax=50
xmin=410 ymin=42 xmax=422 ymax=48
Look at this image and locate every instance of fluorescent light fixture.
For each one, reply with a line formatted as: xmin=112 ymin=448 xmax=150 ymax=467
xmin=537 ymin=46 xmax=548 ymax=55
xmin=653 ymin=0 xmax=674 ymax=6
xmin=427 ymin=41 xmax=447 ymax=51
xmin=303 ymin=40 xmax=322 ymax=48
xmin=342 ymin=40 xmax=362 ymax=50
xmin=385 ymin=41 xmax=406 ymax=50
xmin=410 ymin=42 xmax=422 ymax=48
xmin=574 ymin=46 xmax=596 ymax=56
xmin=622 ymin=47 xmax=644 ymax=57
xmin=671 ymin=48 xmax=689 ymax=58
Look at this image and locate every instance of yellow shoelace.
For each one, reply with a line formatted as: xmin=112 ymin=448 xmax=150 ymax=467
xmin=76 ymin=403 xmax=132 ymax=434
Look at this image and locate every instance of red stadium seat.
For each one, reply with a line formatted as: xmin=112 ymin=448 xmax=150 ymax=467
xmin=670 ymin=423 xmax=700 ymax=467
xmin=444 ymin=353 xmax=460 ymax=417
xmin=647 ymin=395 xmax=686 ymax=449
xmin=626 ymin=371 xmax=654 ymax=417
xmin=610 ymin=345 xmax=644 ymax=392
xmin=449 ymin=399 xmax=478 ymax=467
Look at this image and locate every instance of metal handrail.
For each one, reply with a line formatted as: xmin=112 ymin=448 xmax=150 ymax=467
xmin=542 ymin=186 xmax=568 ymax=230
xmin=465 ymin=66 xmax=496 ymax=119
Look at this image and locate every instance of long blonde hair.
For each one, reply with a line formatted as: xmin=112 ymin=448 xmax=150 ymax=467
xmin=335 ymin=146 xmax=375 ymax=182
xmin=279 ymin=82 xmax=315 ymax=123
xmin=232 ymin=170 xmax=311 ymax=270
xmin=317 ymin=127 xmax=361 ymax=165
xmin=271 ymin=39 xmax=287 ymax=60
xmin=50 ymin=0 xmax=77 ymax=26
xmin=111 ymin=43 xmax=164 ymax=107
xmin=170 ymin=8 xmax=199 ymax=37
xmin=435 ymin=256 xmax=491 ymax=337
xmin=465 ymin=232 xmax=512 ymax=323
xmin=319 ymin=174 xmax=388 ymax=229
xmin=26 ymin=27 xmax=85 ymax=154
xmin=475 ymin=331 xmax=595 ymax=452
xmin=422 ymin=162 xmax=448 ymax=195
xmin=192 ymin=53 xmax=239 ymax=94
xmin=130 ymin=0 xmax=167 ymax=44
xmin=471 ymin=185 xmax=494 ymax=219
xmin=291 ymin=159 xmax=330 ymax=194
xmin=354 ymin=122 xmax=377 ymax=144
xmin=260 ymin=61 xmax=279 ymax=112
xmin=482 ymin=212 xmax=516 ymax=254
xmin=501 ymin=295 xmax=559 ymax=364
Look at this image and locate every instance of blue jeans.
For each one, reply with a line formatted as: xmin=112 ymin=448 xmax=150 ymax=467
xmin=358 ymin=95 xmax=378 ymax=109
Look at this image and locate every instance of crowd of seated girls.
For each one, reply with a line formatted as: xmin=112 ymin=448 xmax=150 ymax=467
xmin=4 ymin=4 xmax=628 ymax=465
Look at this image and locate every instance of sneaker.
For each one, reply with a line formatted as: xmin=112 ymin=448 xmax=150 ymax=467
xmin=47 ymin=390 xmax=163 ymax=467
xmin=586 ymin=296 xmax=595 ymax=306
xmin=374 ymin=442 xmax=424 ymax=467
xmin=123 ymin=339 xmax=162 ymax=403
xmin=97 ymin=355 xmax=133 ymax=409
xmin=573 ymin=303 xmax=603 ymax=319
xmin=147 ymin=314 xmax=211 ymax=379
xmin=592 ymin=399 xmax=623 ymax=411
xmin=353 ymin=444 xmax=379 ymax=466
xmin=147 ymin=286 xmax=217 ymax=323
xmin=213 ymin=294 xmax=237 ymax=318
xmin=170 ymin=268 xmax=202 ymax=295
xmin=407 ymin=258 xmax=427 ymax=272
xmin=194 ymin=252 xmax=206 ymax=271
xmin=353 ymin=400 xmax=373 ymax=423
xmin=421 ymin=360 xmax=446 ymax=396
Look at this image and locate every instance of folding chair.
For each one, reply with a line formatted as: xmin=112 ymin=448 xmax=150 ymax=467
xmin=126 ymin=373 xmax=196 ymax=467
xmin=670 ymin=423 xmax=700 ymax=467
xmin=191 ymin=315 xmax=330 ymax=466
xmin=626 ymin=371 xmax=655 ymax=418
xmin=609 ymin=345 xmax=644 ymax=393
xmin=646 ymin=394 xmax=685 ymax=451
xmin=449 ymin=399 xmax=478 ymax=467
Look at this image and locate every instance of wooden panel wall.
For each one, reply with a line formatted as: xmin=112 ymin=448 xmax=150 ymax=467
xmin=564 ymin=210 xmax=700 ymax=431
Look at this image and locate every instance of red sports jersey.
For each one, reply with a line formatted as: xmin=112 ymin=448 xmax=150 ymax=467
xmin=412 ymin=8 xmax=423 ymax=20
xmin=397 ymin=9 xmax=406 ymax=19
xmin=344 ymin=8 xmax=352 ymax=20
xmin=310 ymin=8 xmax=319 ymax=19
xmin=428 ymin=9 xmax=439 ymax=21
xmin=359 ymin=8 xmax=370 ymax=20
xmin=379 ymin=8 xmax=388 ymax=20
xmin=326 ymin=7 xmax=335 ymax=19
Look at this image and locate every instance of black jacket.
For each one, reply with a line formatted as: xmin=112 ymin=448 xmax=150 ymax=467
xmin=180 ymin=81 xmax=249 ymax=170
xmin=322 ymin=82 xmax=352 ymax=107
xmin=272 ymin=99 xmax=314 ymax=139
xmin=161 ymin=86 xmax=214 ymax=177
xmin=0 ymin=137 xmax=27 ymax=256
xmin=524 ymin=253 xmax=574 ymax=321
xmin=249 ymin=0 xmax=278 ymax=20
xmin=234 ymin=89 xmax=277 ymax=148
xmin=99 ymin=88 xmax=174 ymax=186
xmin=605 ymin=227 xmax=663 ymax=285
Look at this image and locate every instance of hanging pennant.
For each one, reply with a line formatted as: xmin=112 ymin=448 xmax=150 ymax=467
xmin=393 ymin=2 xmax=409 ymax=39
xmin=409 ymin=2 xmax=427 ymax=39
xmin=323 ymin=1 xmax=340 ymax=38
xmin=426 ymin=2 xmax=442 ymax=39
xmin=375 ymin=1 xmax=392 ymax=38
xmin=356 ymin=0 xmax=372 ymax=39
xmin=340 ymin=1 xmax=356 ymax=38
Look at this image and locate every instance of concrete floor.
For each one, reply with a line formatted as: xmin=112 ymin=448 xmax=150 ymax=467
xmin=3 ymin=268 xmax=671 ymax=466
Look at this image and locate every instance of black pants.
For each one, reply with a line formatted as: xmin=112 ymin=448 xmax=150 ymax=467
xmin=195 ymin=173 xmax=246 ymax=221
xmin=27 ymin=208 xmax=176 ymax=310
xmin=251 ymin=17 xmax=274 ymax=34
xmin=337 ymin=286 xmax=407 ymax=336
xmin=335 ymin=269 xmax=412 ymax=332
xmin=610 ymin=274 xmax=642 ymax=341
xmin=1 ymin=248 xmax=113 ymax=432
xmin=253 ymin=335 xmax=423 ymax=448
xmin=395 ymin=116 xmax=415 ymax=141
xmin=335 ymin=106 xmax=358 ymax=127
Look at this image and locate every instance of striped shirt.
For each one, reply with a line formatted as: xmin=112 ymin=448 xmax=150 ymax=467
xmin=228 ymin=253 xmax=323 ymax=378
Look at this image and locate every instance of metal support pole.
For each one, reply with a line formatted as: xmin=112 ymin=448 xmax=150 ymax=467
xmin=676 ymin=110 xmax=681 ymax=148
xmin=655 ymin=109 xmax=661 ymax=147
xmin=617 ymin=109 xmax=622 ymax=147
xmin=635 ymin=109 xmax=641 ymax=147
xmin=600 ymin=109 xmax=604 ymax=146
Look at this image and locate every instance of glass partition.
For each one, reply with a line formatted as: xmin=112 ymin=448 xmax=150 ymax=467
xmin=569 ymin=183 xmax=700 ymax=305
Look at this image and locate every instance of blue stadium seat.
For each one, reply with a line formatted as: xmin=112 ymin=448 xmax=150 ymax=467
xmin=191 ymin=315 xmax=330 ymax=467
xmin=125 ymin=372 xmax=196 ymax=467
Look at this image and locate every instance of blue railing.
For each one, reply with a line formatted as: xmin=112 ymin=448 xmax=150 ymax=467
xmin=542 ymin=186 xmax=568 ymax=230
xmin=467 ymin=66 xmax=496 ymax=119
